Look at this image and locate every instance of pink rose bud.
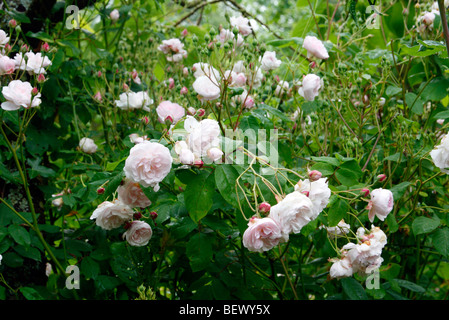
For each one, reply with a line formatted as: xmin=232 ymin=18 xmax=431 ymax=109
xmin=31 ymin=87 xmax=39 ymax=95
xmin=361 ymin=188 xmax=370 ymax=197
xmin=93 ymin=91 xmax=102 ymax=102
xmin=41 ymin=42 xmax=50 ymax=52
xmin=181 ymin=28 xmax=188 ymax=37
xmin=20 ymin=44 xmax=29 ymax=52
xmin=187 ymin=107 xmax=196 ymax=115
xmin=97 ymin=187 xmax=105 ymax=194
xmin=437 ymin=119 xmax=445 ymax=125
xmin=377 ymin=174 xmax=387 ymax=182
xmin=244 ymin=96 xmax=255 ymax=109
xmin=168 ymin=77 xmax=175 ymax=90
xmin=37 ymin=73 xmax=46 ymax=83
xmin=194 ymin=159 xmax=204 ymax=168
xmin=97 ymin=71 xmax=102 ymax=77
xmin=309 ymin=61 xmax=317 ymax=69
xmin=165 ymin=115 xmax=174 ymax=124
xmin=180 ymin=86 xmax=188 ymax=95
xmin=258 ymin=202 xmax=271 ymax=214
xmin=183 ymin=67 xmax=189 ymax=76
xmin=123 ymin=83 xmax=129 ymax=91
xmin=150 ymin=211 xmax=158 ymax=220
xmin=142 ymin=116 xmax=149 ymax=125
xmin=4 ymin=43 xmax=11 ymax=53
xmin=197 ymin=108 xmax=205 ymax=117
xmin=301 ymin=190 xmax=310 ymax=197
xmin=274 ymin=75 xmax=280 ymax=82
xmin=131 ymin=70 xmax=138 ymax=79
xmin=308 ymin=170 xmax=322 ymax=182
xmin=8 ymin=19 xmax=17 ymax=28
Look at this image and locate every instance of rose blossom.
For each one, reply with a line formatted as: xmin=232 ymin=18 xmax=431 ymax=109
xmin=260 ymin=51 xmax=282 ymax=71
xmin=324 ymin=219 xmax=351 ymax=239
xmin=242 ymin=217 xmax=283 ymax=252
xmin=367 ymin=188 xmax=393 ymax=222
xmin=294 ymin=178 xmax=331 ymax=216
xmin=329 ymin=255 xmax=354 ymax=279
xmin=114 ymin=91 xmax=153 ymax=111
xmin=14 ymin=52 xmax=52 ymax=74
xmin=156 ymin=100 xmax=185 ymax=123
xmin=230 ymin=15 xmax=252 ymax=36
xmin=157 ymin=38 xmax=187 ymax=62
xmin=79 ymin=137 xmax=98 ymax=154
xmin=117 ymin=178 xmax=152 ymax=208
xmin=110 ymin=9 xmax=120 ymax=22
xmin=303 ymin=35 xmax=329 ymax=60
xmin=206 ymin=147 xmax=223 ymax=162
xmin=123 ymin=141 xmax=173 ymax=191
xmin=274 ymin=80 xmax=289 ymax=97
xmin=431 ymin=133 xmax=449 ymax=173
xmin=0 ymin=30 xmax=10 ymax=46
xmin=192 ymin=75 xmax=220 ymax=101
xmin=123 ymin=220 xmax=153 ymax=246
xmin=0 ymin=55 xmax=15 ymax=75
xmin=268 ymin=191 xmax=315 ymax=236
xmin=192 ymin=62 xmax=221 ymax=83
xmin=174 ymin=140 xmax=195 ymax=165
xmin=1 ymin=80 xmax=42 ymax=111
xmin=184 ymin=116 xmax=221 ymax=158
xmin=90 ymin=200 xmax=134 ymax=230
xmin=216 ymin=28 xmax=244 ymax=47
xmin=298 ymin=74 xmax=323 ymax=101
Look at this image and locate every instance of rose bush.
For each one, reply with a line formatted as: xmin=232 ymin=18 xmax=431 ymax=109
xmin=0 ymin=0 xmax=449 ymax=302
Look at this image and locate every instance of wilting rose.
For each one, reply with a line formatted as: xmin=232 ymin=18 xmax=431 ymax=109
xmin=1 ymin=80 xmax=41 ymax=111
xmin=242 ymin=217 xmax=283 ymax=252
xmin=117 ymin=178 xmax=152 ymax=208
xmin=298 ymin=74 xmax=323 ymax=101
xmin=90 ymin=200 xmax=134 ymax=230
xmin=268 ymin=191 xmax=315 ymax=235
xmin=123 ymin=220 xmax=153 ymax=246
xmin=79 ymin=137 xmax=98 ymax=154
xmin=367 ymin=188 xmax=393 ymax=222
xmin=123 ymin=141 xmax=173 ymax=191
xmin=192 ymin=75 xmax=221 ymax=101
xmin=260 ymin=51 xmax=282 ymax=71
xmin=156 ymin=100 xmax=185 ymax=123
xmin=303 ymin=35 xmax=329 ymax=60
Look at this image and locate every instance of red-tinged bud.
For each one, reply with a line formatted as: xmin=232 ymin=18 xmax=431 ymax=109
xmin=168 ymin=77 xmax=175 ymax=90
xmin=361 ymin=188 xmax=370 ymax=197
xmin=301 ymin=190 xmax=310 ymax=197
xmin=133 ymin=212 xmax=142 ymax=220
xmin=97 ymin=70 xmax=102 ymax=77
xmin=150 ymin=211 xmax=158 ymax=220
xmin=309 ymin=61 xmax=317 ymax=69
xmin=181 ymin=28 xmax=188 ymax=37
xmin=258 ymin=202 xmax=271 ymax=214
xmin=31 ymin=87 xmax=39 ymax=96
xmin=8 ymin=19 xmax=17 ymax=28
xmin=37 ymin=73 xmax=46 ymax=83
xmin=4 ymin=43 xmax=11 ymax=53
xmin=180 ymin=86 xmax=188 ymax=95
xmin=97 ymin=187 xmax=105 ymax=194
xmin=124 ymin=221 xmax=132 ymax=230
xmin=308 ymin=170 xmax=322 ymax=182
xmin=194 ymin=159 xmax=204 ymax=168
xmin=123 ymin=83 xmax=129 ymax=91
xmin=165 ymin=115 xmax=174 ymax=124
xmin=42 ymin=42 xmax=50 ymax=52
xmin=142 ymin=116 xmax=149 ymax=125
xmin=197 ymin=108 xmax=205 ymax=117
xmin=20 ymin=44 xmax=29 ymax=52
xmin=377 ymin=174 xmax=387 ymax=182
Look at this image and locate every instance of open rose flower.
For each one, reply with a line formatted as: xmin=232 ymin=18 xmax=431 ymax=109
xmin=367 ymin=188 xmax=393 ymax=222
xmin=242 ymin=217 xmax=283 ymax=252
xmin=0 ymin=29 xmax=10 ymax=46
xmin=1 ymin=80 xmax=42 ymax=111
xmin=123 ymin=141 xmax=173 ymax=191
xmin=90 ymin=200 xmax=134 ymax=230
xmin=123 ymin=220 xmax=153 ymax=246
xmin=184 ymin=116 xmax=221 ymax=158
xmin=260 ymin=51 xmax=282 ymax=71
xmin=268 ymin=191 xmax=315 ymax=236
xmin=230 ymin=15 xmax=252 ymax=36
xmin=303 ymin=35 xmax=329 ymax=60
xmin=295 ymin=178 xmax=331 ymax=216
xmin=192 ymin=75 xmax=221 ymax=101
xmin=157 ymin=38 xmax=187 ymax=62
xmin=0 ymin=55 xmax=15 ymax=75
xmin=156 ymin=100 xmax=185 ymax=123
xmin=79 ymin=137 xmax=98 ymax=154
xmin=14 ymin=51 xmax=52 ymax=74
xmin=114 ymin=91 xmax=153 ymax=111
xmin=298 ymin=74 xmax=323 ymax=101
xmin=329 ymin=255 xmax=353 ymax=279
xmin=431 ymin=133 xmax=449 ymax=173
xmin=117 ymin=178 xmax=152 ymax=208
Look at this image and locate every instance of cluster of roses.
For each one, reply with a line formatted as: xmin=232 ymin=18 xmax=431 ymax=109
xmin=0 ymin=28 xmax=52 ymax=112
xmin=415 ymin=0 xmax=448 ymax=35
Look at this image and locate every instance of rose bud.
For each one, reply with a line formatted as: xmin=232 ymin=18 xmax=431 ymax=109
xmin=133 ymin=212 xmax=142 ymax=220
xmin=361 ymin=188 xmax=370 ymax=197
xmin=150 ymin=211 xmax=158 ymax=220
xmin=377 ymin=174 xmax=387 ymax=182
xmin=308 ymin=170 xmax=322 ymax=182
xmin=258 ymin=202 xmax=271 ymax=214
xmin=97 ymin=187 xmax=105 ymax=195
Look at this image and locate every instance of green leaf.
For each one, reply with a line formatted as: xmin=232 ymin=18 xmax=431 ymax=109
xmin=8 ymin=224 xmax=31 ymax=246
xmin=310 ymin=156 xmax=340 ymax=167
xmin=431 ymin=227 xmax=449 ymax=257
xmin=341 ymin=277 xmax=368 ymax=300
xmin=19 ymin=287 xmax=43 ymax=300
xmin=385 ymin=85 xmax=402 ymax=97
xmin=390 ymin=182 xmax=411 ymax=200
xmin=327 ymin=197 xmax=349 ymax=227
xmin=214 ymin=165 xmax=242 ymax=207
xmin=395 ymin=279 xmax=426 ymax=293
xmin=81 ymin=256 xmax=100 ymax=280
xmin=412 ymin=216 xmax=440 ymax=236
xmin=184 ymin=170 xmax=215 ymax=223
xmin=186 ymin=232 xmax=213 ymax=272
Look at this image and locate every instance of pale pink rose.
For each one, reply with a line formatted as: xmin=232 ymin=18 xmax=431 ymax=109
xmin=274 ymin=80 xmax=289 ymax=96
xmin=117 ymin=178 xmax=152 ymax=208
xmin=294 ymin=178 xmax=331 ymax=216
xmin=90 ymin=200 xmax=134 ymax=230
xmin=367 ymin=188 xmax=393 ymax=222
xmin=123 ymin=220 xmax=153 ymax=246
xmin=79 ymin=137 xmax=98 ymax=154
xmin=0 ymin=55 xmax=15 ymax=75
xmin=422 ymin=11 xmax=436 ymax=25
xmin=192 ymin=62 xmax=221 ymax=83
xmin=184 ymin=116 xmax=221 ymax=158
xmin=303 ymin=36 xmax=329 ymax=60
xmin=230 ymin=16 xmax=252 ymax=36
xmin=157 ymin=38 xmax=187 ymax=62
xmin=268 ymin=191 xmax=315 ymax=235
xmin=224 ymin=70 xmax=246 ymax=87
xmin=0 ymin=30 xmax=10 ymax=46
xmin=216 ymin=28 xmax=244 ymax=47
xmin=123 ymin=141 xmax=173 ymax=191
xmin=114 ymin=91 xmax=153 ymax=111
xmin=329 ymin=255 xmax=353 ymax=279
xmin=174 ymin=141 xmax=195 ymax=165
xmin=129 ymin=133 xmax=148 ymax=144
xmin=156 ymin=100 xmax=185 ymax=123
xmin=206 ymin=147 xmax=223 ymax=162
xmin=14 ymin=52 xmax=52 ymax=74
xmin=260 ymin=51 xmax=282 ymax=71
xmin=242 ymin=217 xmax=283 ymax=252
xmin=298 ymin=74 xmax=323 ymax=101
xmin=431 ymin=133 xmax=449 ymax=173
xmin=1 ymin=80 xmax=42 ymax=111
xmin=192 ymin=75 xmax=220 ymax=101
xmin=110 ymin=9 xmax=120 ymax=22
xmin=93 ymin=91 xmax=102 ymax=102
